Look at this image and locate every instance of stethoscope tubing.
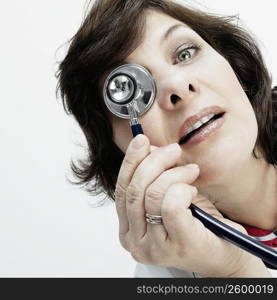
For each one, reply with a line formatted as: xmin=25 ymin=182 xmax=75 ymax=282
xmin=131 ymin=123 xmax=277 ymax=269
xmin=190 ymin=203 xmax=277 ymax=269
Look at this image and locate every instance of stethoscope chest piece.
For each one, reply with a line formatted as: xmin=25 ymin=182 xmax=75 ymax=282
xmin=103 ymin=64 xmax=156 ymax=119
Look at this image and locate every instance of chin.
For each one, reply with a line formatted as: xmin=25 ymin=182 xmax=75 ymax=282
xmin=193 ymin=166 xmax=223 ymax=188
xmin=193 ymin=154 xmax=237 ymax=188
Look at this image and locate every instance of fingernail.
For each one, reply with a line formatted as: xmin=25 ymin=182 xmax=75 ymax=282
xmin=185 ymin=163 xmax=199 ymax=170
xmin=163 ymin=143 xmax=180 ymax=152
xmin=132 ymin=134 xmax=146 ymax=149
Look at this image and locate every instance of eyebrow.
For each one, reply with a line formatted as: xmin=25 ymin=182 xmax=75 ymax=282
xmin=162 ymin=24 xmax=187 ymax=42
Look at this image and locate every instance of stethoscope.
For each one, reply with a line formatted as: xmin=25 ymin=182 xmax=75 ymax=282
xmin=103 ymin=63 xmax=277 ymax=269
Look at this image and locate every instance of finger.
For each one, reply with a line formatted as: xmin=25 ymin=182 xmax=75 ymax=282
xmin=145 ymin=164 xmax=199 ymax=215
xmin=161 ymin=183 xmax=199 ymax=243
xmin=126 ymin=143 xmax=182 ymax=239
xmin=145 ymin=164 xmax=199 ymax=240
xmin=150 ymin=145 xmax=158 ymax=152
xmin=115 ymin=134 xmax=150 ymax=236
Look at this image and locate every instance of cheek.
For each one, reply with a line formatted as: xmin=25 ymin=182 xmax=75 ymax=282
xmin=110 ymin=105 xmax=167 ymax=153
xmin=217 ymin=60 xmax=259 ymax=143
xmin=195 ymin=46 xmax=243 ymax=97
xmin=201 ymin=52 xmax=258 ymax=141
xmin=202 ymin=52 xmax=244 ymax=98
xmin=139 ymin=104 xmax=171 ymax=147
xmin=233 ymin=101 xmax=259 ymax=152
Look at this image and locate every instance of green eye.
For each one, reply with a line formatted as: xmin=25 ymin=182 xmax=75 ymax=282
xmin=177 ymin=49 xmax=192 ymax=62
xmin=175 ymin=46 xmax=199 ymax=64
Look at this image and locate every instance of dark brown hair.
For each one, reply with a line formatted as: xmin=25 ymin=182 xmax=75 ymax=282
xmin=56 ymin=0 xmax=277 ymax=200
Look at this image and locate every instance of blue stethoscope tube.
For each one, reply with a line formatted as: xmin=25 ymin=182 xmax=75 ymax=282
xmin=131 ymin=123 xmax=277 ymax=270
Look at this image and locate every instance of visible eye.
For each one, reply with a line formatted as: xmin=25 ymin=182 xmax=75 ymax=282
xmin=175 ymin=45 xmax=200 ymax=64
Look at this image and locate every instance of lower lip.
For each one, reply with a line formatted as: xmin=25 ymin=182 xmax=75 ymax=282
xmin=181 ymin=114 xmax=226 ymax=146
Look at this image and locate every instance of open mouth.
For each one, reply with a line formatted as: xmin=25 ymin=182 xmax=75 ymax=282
xmin=179 ymin=112 xmax=225 ymax=144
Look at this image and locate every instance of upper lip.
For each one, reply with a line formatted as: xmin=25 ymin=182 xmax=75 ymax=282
xmin=178 ymin=105 xmax=225 ymax=142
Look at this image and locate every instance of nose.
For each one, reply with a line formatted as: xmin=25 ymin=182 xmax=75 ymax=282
xmin=155 ymin=67 xmax=199 ymax=111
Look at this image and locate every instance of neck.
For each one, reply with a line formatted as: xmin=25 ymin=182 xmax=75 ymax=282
xmin=200 ymin=155 xmax=277 ymax=231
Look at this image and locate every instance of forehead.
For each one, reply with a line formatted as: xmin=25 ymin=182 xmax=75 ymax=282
xmin=127 ymin=9 xmax=198 ymax=60
xmin=145 ymin=9 xmax=189 ymax=32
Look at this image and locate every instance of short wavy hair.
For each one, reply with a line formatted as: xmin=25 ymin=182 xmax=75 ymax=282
xmin=56 ymin=0 xmax=277 ymax=200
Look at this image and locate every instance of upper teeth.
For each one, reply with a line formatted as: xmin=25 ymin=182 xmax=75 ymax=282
xmin=186 ymin=113 xmax=215 ymax=135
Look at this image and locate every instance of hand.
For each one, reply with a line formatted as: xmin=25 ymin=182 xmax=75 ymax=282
xmin=115 ymin=134 xmax=270 ymax=277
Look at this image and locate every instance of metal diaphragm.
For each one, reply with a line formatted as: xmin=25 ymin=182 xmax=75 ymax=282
xmin=103 ymin=64 xmax=156 ymax=119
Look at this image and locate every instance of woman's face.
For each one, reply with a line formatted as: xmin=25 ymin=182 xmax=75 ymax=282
xmin=110 ymin=10 xmax=258 ymax=187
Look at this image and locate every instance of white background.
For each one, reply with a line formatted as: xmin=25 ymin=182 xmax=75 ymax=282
xmin=0 ymin=0 xmax=276 ymax=277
